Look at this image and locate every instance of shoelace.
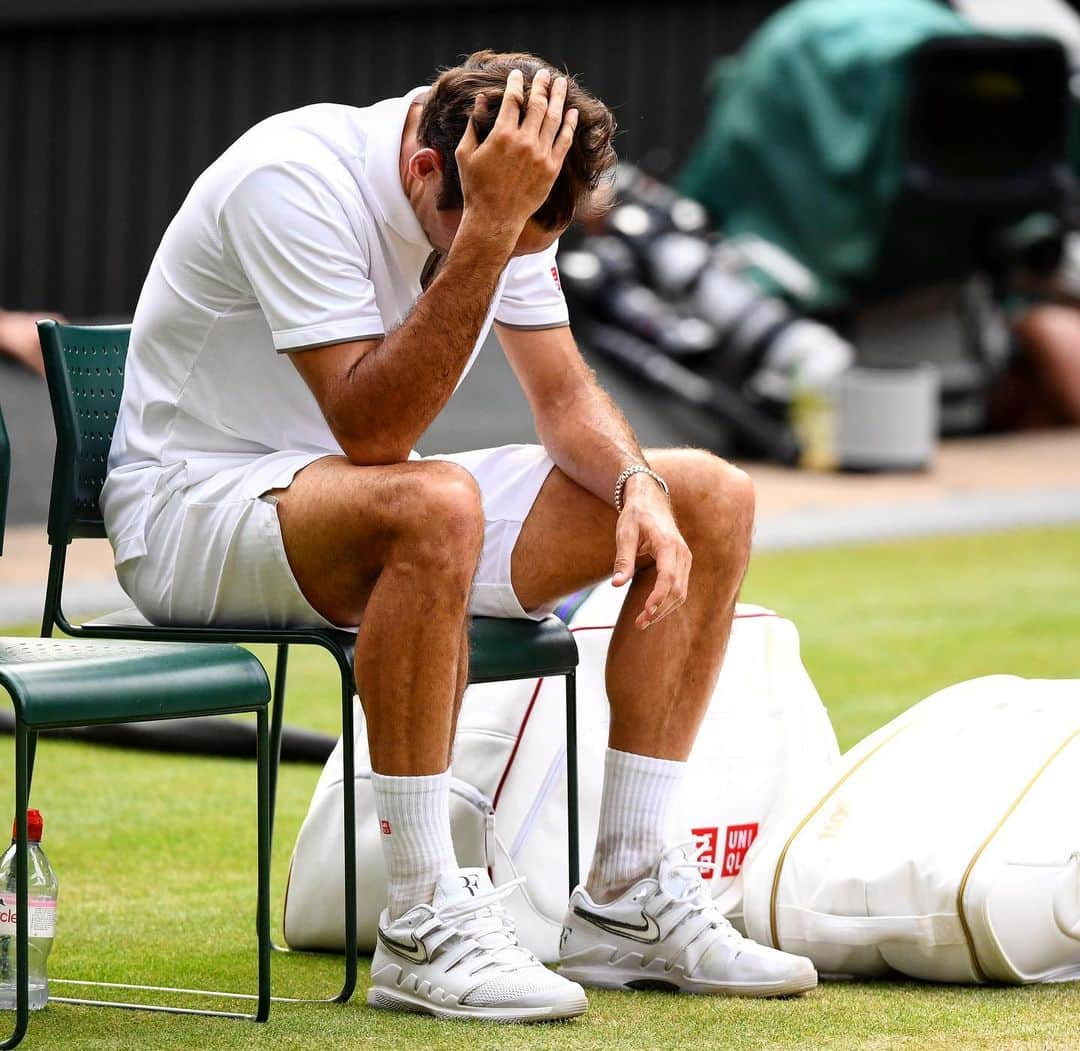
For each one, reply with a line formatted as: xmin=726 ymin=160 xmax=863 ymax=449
xmin=435 ymin=878 xmax=538 ymax=977
xmin=652 ymin=841 xmax=742 ymax=942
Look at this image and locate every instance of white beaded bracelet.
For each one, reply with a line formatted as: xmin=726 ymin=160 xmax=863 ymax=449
xmin=613 ymin=464 xmax=670 ymax=513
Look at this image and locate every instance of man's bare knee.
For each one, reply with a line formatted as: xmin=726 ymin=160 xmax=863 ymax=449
xmin=660 ymin=448 xmax=755 ymax=557
xmin=392 ymin=462 xmax=484 ymax=578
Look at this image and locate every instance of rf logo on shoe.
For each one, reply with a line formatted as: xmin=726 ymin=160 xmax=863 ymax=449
xmin=369 ymin=869 xmax=587 ymax=1021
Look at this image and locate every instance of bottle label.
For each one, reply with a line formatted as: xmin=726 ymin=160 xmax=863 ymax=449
xmin=0 ymin=895 xmax=56 ymax=938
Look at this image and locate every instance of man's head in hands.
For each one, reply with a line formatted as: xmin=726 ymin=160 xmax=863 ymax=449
xmin=403 ymin=50 xmax=616 ymax=256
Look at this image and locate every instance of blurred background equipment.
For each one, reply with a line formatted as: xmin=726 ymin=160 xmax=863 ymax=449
xmin=675 ymin=0 xmax=1079 ymax=441
xmin=0 ymin=707 xmax=336 ymax=763
xmin=679 ymin=0 xmax=1071 ymax=310
xmin=560 ymin=163 xmax=939 ymax=470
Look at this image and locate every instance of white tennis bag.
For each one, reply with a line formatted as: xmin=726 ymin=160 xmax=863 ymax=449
xmin=283 ymin=582 xmax=838 ymax=962
xmin=741 ymin=675 xmax=1080 ymax=984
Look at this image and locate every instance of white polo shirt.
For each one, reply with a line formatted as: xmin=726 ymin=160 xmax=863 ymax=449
xmin=102 ymin=87 xmax=569 ymax=567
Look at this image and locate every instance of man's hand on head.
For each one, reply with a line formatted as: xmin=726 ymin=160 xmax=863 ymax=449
xmin=453 ymin=68 xmax=578 ymax=251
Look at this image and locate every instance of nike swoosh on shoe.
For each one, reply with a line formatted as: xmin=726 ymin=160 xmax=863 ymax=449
xmin=572 ymin=905 xmax=661 ymax=944
xmin=378 ymin=928 xmax=429 ymax=964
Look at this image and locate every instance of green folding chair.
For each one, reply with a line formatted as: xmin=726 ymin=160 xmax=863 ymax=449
xmin=36 ymin=320 xmax=582 ymax=1005
xmin=0 ymin=404 xmax=273 ymax=1050
xmin=0 ymin=408 xmax=8 ymax=559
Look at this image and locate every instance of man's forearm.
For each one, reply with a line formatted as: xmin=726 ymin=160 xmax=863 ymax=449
xmin=333 ymin=217 xmax=515 ymax=463
xmin=536 ymin=380 xmax=657 ymax=508
xmin=310 ymin=66 xmax=580 ymax=465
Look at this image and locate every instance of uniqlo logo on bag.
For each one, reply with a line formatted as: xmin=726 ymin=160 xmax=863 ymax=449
xmin=692 ymin=826 xmax=719 ymax=879
xmin=379 ymin=820 xmax=392 ymax=836
xmin=721 ymin=823 xmax=759 ymax=877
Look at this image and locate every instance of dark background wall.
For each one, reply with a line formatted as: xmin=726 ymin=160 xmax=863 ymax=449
xmin=0 ymin=0 xmax=785 ymax=319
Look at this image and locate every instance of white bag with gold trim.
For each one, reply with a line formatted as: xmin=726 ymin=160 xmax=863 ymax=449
xmin=741 ymin=675 xmax=1080 ymax=983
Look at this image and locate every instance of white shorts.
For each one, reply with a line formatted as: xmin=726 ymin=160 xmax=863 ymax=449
xmin=116 ymin=444 xmax=558 ymax=630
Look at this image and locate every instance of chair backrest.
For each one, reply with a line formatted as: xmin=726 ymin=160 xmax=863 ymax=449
xmin=37 ymin=320 xmax=131 ymax=546
xmin=0 ymin=402 xmax=9 ymax=556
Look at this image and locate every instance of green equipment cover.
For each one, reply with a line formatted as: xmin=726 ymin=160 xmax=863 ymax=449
xmin=679 ymin=0 xmax=994 ymax=309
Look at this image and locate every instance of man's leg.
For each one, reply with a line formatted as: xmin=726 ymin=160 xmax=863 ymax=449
xmin=447 ymin=623 xmax=471 ymax=768
xmin=274 ymin=455 xmax=483 ymax=916
xmin=516 ymin=450 xmax=815 ymax=996
xmin=512 ymin=448 xmax=755 ymax=898
xmin=276 ymin=454 xmax=589 ymax=1021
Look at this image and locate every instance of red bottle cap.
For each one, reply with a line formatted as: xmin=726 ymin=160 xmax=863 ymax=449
xmin=11 ymin=810 xmax=42 ymax=843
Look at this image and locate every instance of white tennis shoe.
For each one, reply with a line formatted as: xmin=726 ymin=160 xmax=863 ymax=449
xmin=368 ymin=867 xmax=588 ymax=1022
xmin=558 ymin=844 xmax=818 ymax=997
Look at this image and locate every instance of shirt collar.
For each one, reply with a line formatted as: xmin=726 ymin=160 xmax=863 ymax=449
xmin=364 ymin=85 xmax=432 ymax=250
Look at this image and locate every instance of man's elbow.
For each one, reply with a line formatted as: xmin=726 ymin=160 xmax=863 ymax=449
xmin=320 ymin=422 xmax=403 ymax=468
xmin=338 ymin=436 xmax=414 ymax=467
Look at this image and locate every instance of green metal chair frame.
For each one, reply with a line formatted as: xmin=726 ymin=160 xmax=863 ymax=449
xmin=0 ymin=407 xmax=8 ymax=558
xmin=0 ymin=405 xmax=274 ymax=1050
xmin=36 ymin=320 xmax=582 ymax=1006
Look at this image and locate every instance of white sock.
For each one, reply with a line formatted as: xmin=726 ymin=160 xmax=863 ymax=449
xmin=585 ymin=747 xmax=686 ymax=903
xmin=371 ymin=768 xmax=458 ymax=921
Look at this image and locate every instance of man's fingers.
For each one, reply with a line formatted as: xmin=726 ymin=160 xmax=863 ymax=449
xmin=457 ymin=93 xmax=485 ymax=156
xmin=612 ymin=516 xmax=639 ymax=587
xmin=521 ymin=68 xmax=552 ymax=134
xmin=639 ymin=553 xmax=673 ymax=626
xmin=649 ymin=546 xmax=691 ymax=625
xmin=637 ymin=543 xmax=684 ymax=629
xmin=494 ymin=68 xmax=526 ymax=130
xmin=656 ymin=546 xmax=693 ymax=625
xmin=553 ymin=108 xmax=578 ymax=162
xmin=541 ymin=75 xmax=568 ymax=145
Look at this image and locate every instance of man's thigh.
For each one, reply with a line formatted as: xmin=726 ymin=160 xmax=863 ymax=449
xmin=274 ymin=454 xmax=474 ymax=627
xmin=278 ymin=447 xmax=560 ymax=626
xmin=125 ymin=445 xmax=562 ymax=631
xmin=509 ymin=465 xmax=620 ymax=614
xmin=118 ymin=452 xmax=353 ymax=629
xmin=510 ymin=447 xmax=742 ymax=612
xmin=421 ymin=443 xmax=559 ymax=620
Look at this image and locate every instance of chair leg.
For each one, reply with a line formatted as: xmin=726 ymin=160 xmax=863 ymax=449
xmin=266 ymin=648 xmax=357 ymax=1008
xmin=23 ymin=735 xmax=36 ymax=801
xmin=0 ymin=724 xmax=30 ymax=1050
xmin=254 ymin=709 xmax=272 ymax=1023
xmin=22 ymin=734 xmax=36 ymax=799
xmin=338 ymin=671 xmax=358 ymax=1005
xmin=267 ymin=645 xmax=289 ymax=846
xmin=48 ymin=707 xmax=279 ymax=1021
xmin=565 ymin=670 xmax=580 ymax=895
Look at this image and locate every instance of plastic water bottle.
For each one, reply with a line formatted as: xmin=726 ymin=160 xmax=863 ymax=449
xmin=0 ymin=811 xmax=59 ymax=1010
xmin=771 ymin=321 xmax=854 ymax=472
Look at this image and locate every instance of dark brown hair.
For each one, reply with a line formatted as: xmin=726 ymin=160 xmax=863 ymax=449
xmin=417 ymin=49 xmax=617 ymax=231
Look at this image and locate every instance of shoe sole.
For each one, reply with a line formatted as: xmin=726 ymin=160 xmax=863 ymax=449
xmin=367 ymin=985 xmax=589 ymax=1022
xmin=558 ymin=965 xmax=818 ymax=999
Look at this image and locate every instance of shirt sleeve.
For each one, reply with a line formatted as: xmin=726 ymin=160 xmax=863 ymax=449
xmin=494 ymin=240 xmax=570 ymax=330
xmin=218 ymin=162 xmax=386 ymax=353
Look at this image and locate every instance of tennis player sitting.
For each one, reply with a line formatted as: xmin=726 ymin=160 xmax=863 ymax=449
xmin=102 ymin=50 xmax=816 ymax=1021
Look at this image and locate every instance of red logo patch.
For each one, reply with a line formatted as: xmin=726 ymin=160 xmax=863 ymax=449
xmin=379 ymin=820 xmax=392 ymax=835
xmin=721 ymin=823 xmax=759 ymax=878
xmin=551 ymin=264 xmax=561 ymax=292
xmin=692 ymin=826 xmax=719 ymax=880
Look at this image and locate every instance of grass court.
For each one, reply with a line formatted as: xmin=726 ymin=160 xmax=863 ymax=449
xmin=3 ymin=525 xmax=1079 ymax=1049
